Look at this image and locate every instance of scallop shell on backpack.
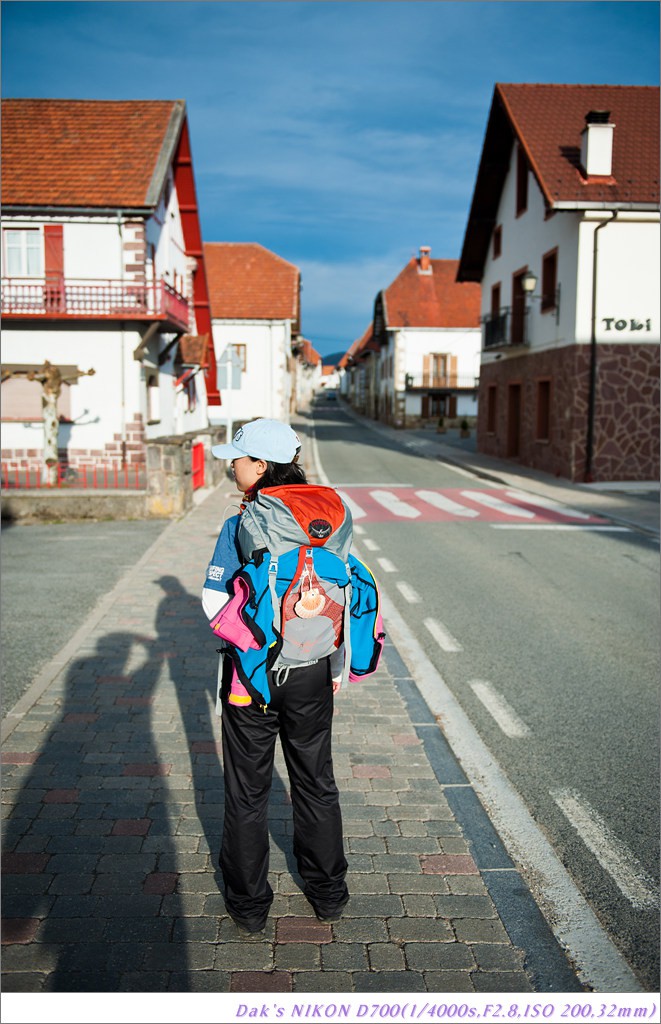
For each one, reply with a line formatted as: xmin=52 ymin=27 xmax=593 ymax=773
xmin=294 ymin=588 xmax=326 ymax=618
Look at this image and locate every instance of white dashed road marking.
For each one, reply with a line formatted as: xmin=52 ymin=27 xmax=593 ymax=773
xmin=551 ymin=788 xmax=659 ymax=911
xmin=423 ymin=617 xmax=463 ymax=652
xmin=469 ymin=680 xmax=531 ymax=739
xmin=396 ymin=581 xmax=421 ymax=603
xmin=362 ymin=538 xmax=380 ymax=551
xmin=377 ymin=557 xmax=397 ymax=573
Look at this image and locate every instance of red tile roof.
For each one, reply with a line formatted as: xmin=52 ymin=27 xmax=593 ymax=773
xmin=458 ymin=84 xmax=659 ymax=281
xmin=340 ymin=324 xmax=377 ymax=367
xmin=498 ymin=83 xmax=659 ymax=206
xmin=299 ymin=339 xmax=321 ymax=366
xmin=384 ymin=257 xmax=481 ymax=329
xmin=203 ymin=243 xmax=300 ymax=326
xmin=2 ymin=99 xmax=181 ymax=208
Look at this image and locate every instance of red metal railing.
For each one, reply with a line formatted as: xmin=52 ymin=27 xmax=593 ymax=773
xmin=2 ymin=462 xmax=146 ymax=490
xmin=1 ymin=277 xmax=189 ymax=329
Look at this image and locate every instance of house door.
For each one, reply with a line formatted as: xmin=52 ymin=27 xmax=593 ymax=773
xmin=511 ymin=271 xmax=527 ymax=347
xmin=507 ymin=384 xmax=521 ymax=457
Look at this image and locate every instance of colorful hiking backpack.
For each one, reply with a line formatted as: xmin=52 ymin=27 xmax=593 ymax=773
xmin=209 ymin=484 xmax=385 ymax=709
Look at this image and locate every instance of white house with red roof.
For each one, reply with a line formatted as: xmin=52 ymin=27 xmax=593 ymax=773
xmin=203 ymin=242 xmax=300 ymax=428
xmin=458 ymin=83 xmax=660 ymax=482
xmin=370 ymin=248 xmax=481 ymax=427
xmin=1 ymin=98 xmax=217 ymax=491
xmin=291 ymin=338 xmax=322 ymax=414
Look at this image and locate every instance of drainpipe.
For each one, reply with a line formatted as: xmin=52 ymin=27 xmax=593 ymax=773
xmin=584 ymin=211 xmax=616 ymax=482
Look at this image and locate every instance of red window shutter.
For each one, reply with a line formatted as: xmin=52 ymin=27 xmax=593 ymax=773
xmin=44 ymin=225 xmax=64 ymax=279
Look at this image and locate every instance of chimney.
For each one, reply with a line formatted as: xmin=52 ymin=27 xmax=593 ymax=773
xmin=418 ymin=246 xmax=432 ymax=273
xmin=580 ymin=110 xmax=615 ymax=177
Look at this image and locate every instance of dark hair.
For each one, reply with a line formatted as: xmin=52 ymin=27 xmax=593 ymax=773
xmin=250 ymin=457 xmax=307 ymax=494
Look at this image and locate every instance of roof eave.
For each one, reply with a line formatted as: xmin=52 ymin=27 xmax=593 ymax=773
xmin=551 ymin=200 xmax=659 ymax=212
xmin=1 ymin=204 xmax=153 ymax=216
xmin=145 ymin=100 xmax=187 ymax=207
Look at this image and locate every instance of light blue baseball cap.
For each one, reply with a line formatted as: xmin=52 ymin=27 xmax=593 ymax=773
xmin=212 ymin=418 xmax=301 ymax=463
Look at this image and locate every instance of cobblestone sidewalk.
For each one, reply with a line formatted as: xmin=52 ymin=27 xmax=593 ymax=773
xmin=1 ymin=460 xmax=582 ymax=994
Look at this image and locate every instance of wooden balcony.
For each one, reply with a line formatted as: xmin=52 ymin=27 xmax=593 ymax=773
xmin=1 ymin=277 xmax=190 ymax=331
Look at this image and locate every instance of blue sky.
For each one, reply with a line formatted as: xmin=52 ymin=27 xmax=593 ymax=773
xmin=2 ymin=1 xmax=659 ymax=357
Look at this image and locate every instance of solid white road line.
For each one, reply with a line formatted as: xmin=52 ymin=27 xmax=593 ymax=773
xmin=505 ymin=489 xmax=593 ymax=520
xmin=424 ymin=617 xmax=463 ymax=652
xmin=551 ymin=788 xmax=659 ymax=911
xmin=396 ymin=581 xmax=421 ymax=603
xmin=490 ymin=524 xmax=631 ymax=532
xmin=336 ymin=489 xmax=367 ymax=519
xmin=469 ymin=680 xmax=531 ymax=738
xmin=415 ymin=489 xmax=480 ymax=517
xmin=371 ymin=489 xmax=421 ymax=518
xmin=461 ymin=489 xmax=537 ymax=518
xmin=376 ymin=557 xmax=397 ymax=573
xmin=362 ymin=537 xmax=380 ymax=551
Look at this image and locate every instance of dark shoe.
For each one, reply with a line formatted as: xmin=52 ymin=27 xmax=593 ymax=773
xmin=314 ymin=900 xmax=349 ymax=923
xmin=231 ymin=917 xmax=266 ymax=938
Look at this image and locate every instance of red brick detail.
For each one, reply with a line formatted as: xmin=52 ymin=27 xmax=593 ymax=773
xmin=43 ymin=789 xmax=80 ymax=804
xmin=230 ymin=972 xmax=293 ymax=992
xmin=1 ymin=752 xmax=40 ymax=764
xmin=421 ymin=854 xmax=479 ymax=875
xmin=391 ymin=733 xmax=422 ymax=746
xmin=2 ymin=854 xmax=50 ymax=874
xmin=63 ymin=713 xmax=99 ymax=724
xmin=191 ymin=741 xmax=222 ymax=754
xmin=143 ymin=872 xmax=178 ymax=895
xmin=1 ymin=918 xmax=41 ymax=944
xmin=352 ymin=765 xmax=392 ymax=779
xmin=276 ymin=917 xmax=333 ymax=943
xmin=111 ymin=819 xmax=151 ymax=836
xmin=122 ymin=763 xmax=172 ymax=777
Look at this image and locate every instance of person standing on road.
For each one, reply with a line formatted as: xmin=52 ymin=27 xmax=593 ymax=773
xmin=201 ymin=418 xmax=349 ymax=936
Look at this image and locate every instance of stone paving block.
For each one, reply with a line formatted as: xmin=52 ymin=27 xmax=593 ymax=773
xmin=47 ymin=874 xmax=95 ymax=896
xmin=402 ymin=894 xmax=438 ymax=917
xmin=229 ymin=970 xmax=292 ymax=991
xmin=168 ymin=969 xmax=231 ymax=991
xmin=388 ymin=917 xmax=453 ymax=943
xmin=447 ymin=875 xmax=489 ymax=896
xmin=434 ymin=895 xmax=497 ymax=919
xmin=352 ymin=971 xmax=426 ymax=992
xmin=277 ymin=917 xmax=332 ymax=943
xmin=274 ymin=943 xmax=321 ymax=970
xmin=321 ymin=942 xmax=369 ymax=970
xmin=0 ymin=918 xmax=41 ymax=944
xmin=143 ymin=940 xmax=215 ymax=971
xmin=344 ymin=894 xmax=404 ymax=917
xmin=293 ymin=971 xmax=353 ymax=991
xmin=347 ymin=837 xmax=387 ymax=855
xmin=102 ymin=917 xmax=174 ymax=943
xmin=386 ymin=837 xmax=443 ymax=855
xmin=423 ymin=970 xmax=476 ymax=992
xmin=453 ymin=917 xmax=510 ymax=944
xmin=1 ymin=972 xmax=48 ymax=992
xmin=345 ymin=873 xmax=390 ymax=895
xmin=373 ymin=853 xmax=421 ymax=873
xmin=367 ymin=941 xmax=406 ymax=971
xmin=388 ymin=873 xmax=450 ymax=895
xmin=404 ymin=941 xmax=475 ymax=972
xmin=120 ymin=970 xmax=171 ymax=991
xmin=332 ymin=918 xmax=389 ymax=943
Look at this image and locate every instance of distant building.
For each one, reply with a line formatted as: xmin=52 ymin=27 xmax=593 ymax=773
xmin=1 ymin=98 xmax=216 ymax=483
xmin=372 ymin=248 xmax=481 ymax=427
xmin=203 ymin=242 xmax=300 ymax=429
xmin=458 ymin=83 xmax=660 ymax=482
xmin=291 ymin=338 xmax=322 ymax=413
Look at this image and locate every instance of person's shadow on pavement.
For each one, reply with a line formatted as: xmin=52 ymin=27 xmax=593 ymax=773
xmin=2 ymin=629 xmax=190 ymax=992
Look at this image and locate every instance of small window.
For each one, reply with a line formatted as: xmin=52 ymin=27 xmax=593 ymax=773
xmin=516 ymin=147 xmax=528 ymax=216
xmin=4 ymin=229 xmax=43 ymax=277
xmin=536 ymin=379 xmax=551 ymax=441
xmin=486 ymin=384 xmax=498 ymax=435
xmin=493 ymin=225 xmax=502 ymax=259
xmin=541 ymin=250 xmax=558 ymax=312
xmin=146 ymin=372 xmax=160 ymax=423
xmin=491 ymin=283 xmax=501 ymax=318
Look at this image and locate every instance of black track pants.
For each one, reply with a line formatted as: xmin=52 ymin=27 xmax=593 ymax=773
xmin=220 ymin=657 xmax=349 ymax=930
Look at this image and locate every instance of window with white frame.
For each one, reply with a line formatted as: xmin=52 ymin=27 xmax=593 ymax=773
xmin=4 ymin=229 xmax=43 ymax=277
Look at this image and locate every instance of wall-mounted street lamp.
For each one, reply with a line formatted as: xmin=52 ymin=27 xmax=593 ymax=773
xmin=521 ymin=270 xmax=561 ymax=325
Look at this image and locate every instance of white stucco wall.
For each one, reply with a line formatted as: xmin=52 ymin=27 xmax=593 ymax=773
xmin=209 ymin=319 xmax=292 ymax=427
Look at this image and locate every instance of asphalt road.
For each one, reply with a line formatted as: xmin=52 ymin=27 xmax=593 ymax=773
xmin=1 ymin=517 xmax=169 ymax=716
xmin=311 ymin=398 xmax=660 ymax=991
